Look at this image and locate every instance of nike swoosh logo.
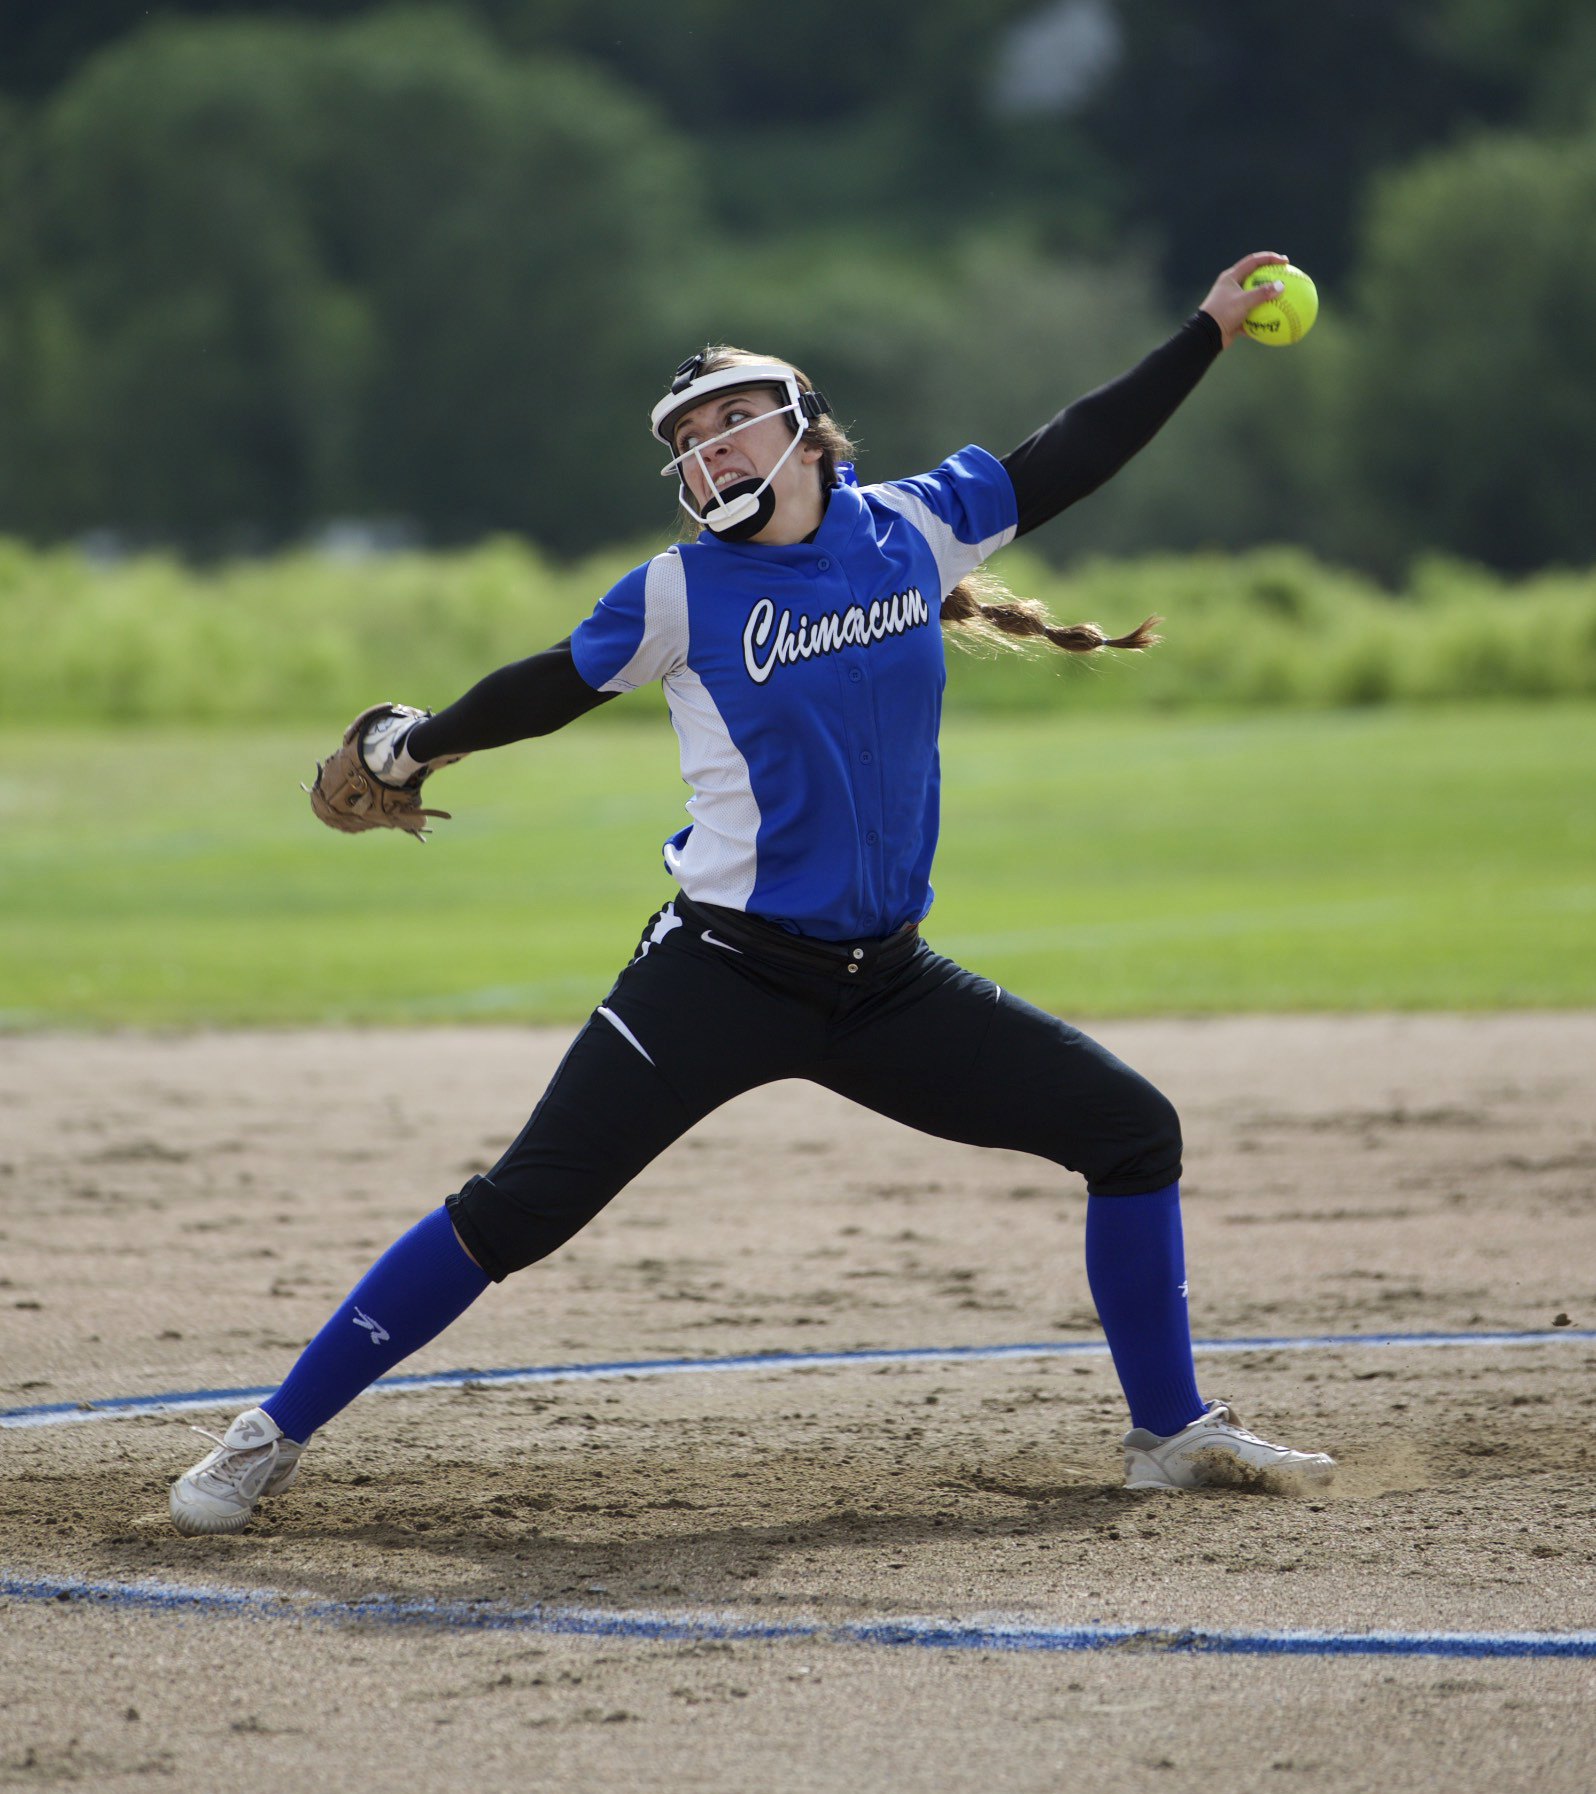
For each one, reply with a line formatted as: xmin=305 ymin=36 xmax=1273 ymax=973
xmin=701 ymin=930 xmax=744 ymax=955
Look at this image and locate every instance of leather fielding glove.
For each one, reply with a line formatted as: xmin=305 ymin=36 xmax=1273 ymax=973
xmin=303 ymin=703 xmax=454 ymax=841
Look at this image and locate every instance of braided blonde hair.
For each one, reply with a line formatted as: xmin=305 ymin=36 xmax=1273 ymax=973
xmin=670 ymin=347 xmax=1159 ymax=659
xmin=939 ymin=571 xmax=1161 ymax=656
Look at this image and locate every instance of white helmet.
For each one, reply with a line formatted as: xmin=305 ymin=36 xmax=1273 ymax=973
xmin=650 ymin=353 xmax=831 ymax=542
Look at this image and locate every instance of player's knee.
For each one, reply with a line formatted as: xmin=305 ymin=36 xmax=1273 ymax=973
xmin=446 ymin=1174 xmax=589 ymax=1283
xmin=1140 ymin=1083 xmax=1184 ymax=1179
xmin=1084 ymin=1077 xmax=1183 ymax=1196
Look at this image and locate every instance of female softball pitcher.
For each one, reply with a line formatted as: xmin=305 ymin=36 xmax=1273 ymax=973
xmin=170 ymin=250 xmax=1334 ymax=1534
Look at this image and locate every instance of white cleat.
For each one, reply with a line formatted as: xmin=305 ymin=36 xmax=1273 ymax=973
xmin=1122 ymin=1400 xmax=1334 ymax=1492
xmin=169 ymin=1407 xmax=304 ymax=1536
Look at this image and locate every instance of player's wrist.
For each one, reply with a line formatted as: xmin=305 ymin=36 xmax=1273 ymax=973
xmin=359 ymin=705 xmax=433 ymax=788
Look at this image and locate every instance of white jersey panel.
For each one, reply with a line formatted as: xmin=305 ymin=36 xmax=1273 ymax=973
xmin=867 ymin=482 xmax=1016 ymax=598
xmin=594 ymin=549 xmax=690 ymax=694
xmin=659 ymin=666 xmax=762 ymax=910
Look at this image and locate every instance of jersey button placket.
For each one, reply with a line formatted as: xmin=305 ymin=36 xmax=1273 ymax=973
xmin=856 ymin=721 xmax=884 ymax=926
xmin=835 ymin=641 xmax=879 ymax=930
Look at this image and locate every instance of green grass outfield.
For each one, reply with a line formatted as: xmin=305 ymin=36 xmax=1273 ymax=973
xmin=2 ymin=703 xmax=1592 ymax=1028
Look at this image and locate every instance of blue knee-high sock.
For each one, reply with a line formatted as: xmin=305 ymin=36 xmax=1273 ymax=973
xmin=1085 ymin=1183 xmax=1206 ymax=1438
xmin=263 ymin=1206 xmax=489 ymax=1445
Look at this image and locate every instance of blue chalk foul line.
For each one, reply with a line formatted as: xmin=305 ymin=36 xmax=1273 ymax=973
xmin=4 ymin=1330 xmax=1592 ymax=1432
xmin=3 ymin=1573 xmax=1592 ymax=1660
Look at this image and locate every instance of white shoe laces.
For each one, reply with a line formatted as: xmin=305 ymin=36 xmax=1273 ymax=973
xmin=185 ymin=1424 xmax=276 ymax=1494
xmin=1200 ymin=1403 xmax=1266 ymax=1442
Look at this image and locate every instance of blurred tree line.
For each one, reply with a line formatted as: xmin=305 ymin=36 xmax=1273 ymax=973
xmin=0 ymin=0 xmax=1594 ymax=571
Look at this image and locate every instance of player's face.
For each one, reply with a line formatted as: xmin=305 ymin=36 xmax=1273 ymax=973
xmin=670 ymin=385 xmax=824 ymax=542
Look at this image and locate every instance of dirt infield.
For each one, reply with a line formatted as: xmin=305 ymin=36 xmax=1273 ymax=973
xmin=2 ymin=1015 xmax=1594 ymax=1792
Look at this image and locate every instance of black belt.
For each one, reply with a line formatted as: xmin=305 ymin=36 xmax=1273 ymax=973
xmin=673 ymin=892 xmax=921 ymax=979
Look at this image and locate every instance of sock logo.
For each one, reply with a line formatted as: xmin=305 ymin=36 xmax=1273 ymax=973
xmin=351 ymin=1305 xmax=390 ymax=1345
xmin=1177 ymin=1280 xmax=1189 ymax=1300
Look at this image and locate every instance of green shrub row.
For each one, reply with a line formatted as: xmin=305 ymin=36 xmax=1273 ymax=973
xmin=2 ymin=537 xmax=1594 ymax=725
xmin=949 ymin=547 xmax=1596 ymax=712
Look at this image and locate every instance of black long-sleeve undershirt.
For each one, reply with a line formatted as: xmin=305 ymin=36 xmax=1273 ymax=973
xmin=1000 ymin=311 xmax=1221 ymax=536
xmin=408 ymin=638 xmax=613 ymax=763
xmin=407 ymin=311 xmax=1223 ymax=764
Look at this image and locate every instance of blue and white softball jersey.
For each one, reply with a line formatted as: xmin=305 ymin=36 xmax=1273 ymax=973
xmin=569 ymin=448 xmax=1017 ymax=940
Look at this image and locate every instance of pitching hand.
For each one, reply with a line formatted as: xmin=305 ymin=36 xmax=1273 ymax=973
xmin=1199 ymin=251 xmax=1292 ymax=348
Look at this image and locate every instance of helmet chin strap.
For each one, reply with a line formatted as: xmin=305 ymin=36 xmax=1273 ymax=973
xmin=698 ymin=476 xmax=776 ymax=542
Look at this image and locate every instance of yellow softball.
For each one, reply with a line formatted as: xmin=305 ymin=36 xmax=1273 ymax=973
xmin=1241 ymin=263 xmax=1319 ymax=346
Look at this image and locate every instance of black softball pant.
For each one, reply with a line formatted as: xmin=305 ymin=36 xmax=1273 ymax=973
xmin=448 ymin=894 xmax=1182 ymax=1282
